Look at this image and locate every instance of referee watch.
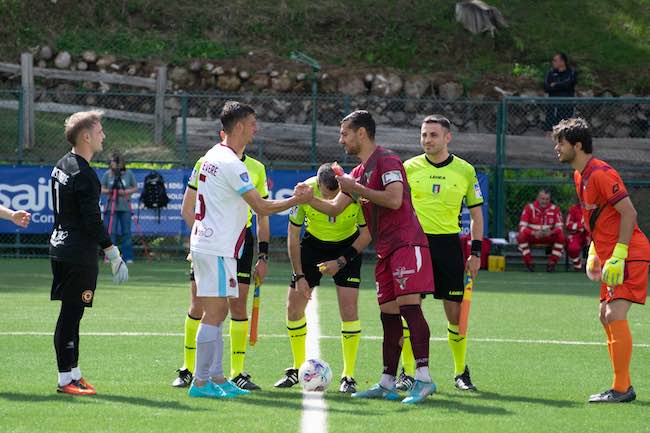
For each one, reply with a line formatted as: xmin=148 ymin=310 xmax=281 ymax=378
xmin=470 ymin=240 xmax=483 ymax=258
xmin=292 ymin=273 xmax=306 ymax=283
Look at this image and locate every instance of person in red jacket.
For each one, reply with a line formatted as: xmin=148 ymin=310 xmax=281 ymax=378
xmin=566 ymin=201 xmax=589 ymax=271
xmin=517 ymin=189 xmax=565 ymax=272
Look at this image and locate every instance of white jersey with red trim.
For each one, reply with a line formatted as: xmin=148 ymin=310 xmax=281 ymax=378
xmin=190 ymin=143 xmax=254 ymax=258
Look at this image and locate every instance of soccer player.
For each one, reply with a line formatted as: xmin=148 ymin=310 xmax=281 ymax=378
xmin=566 ymin=201 xmax=589 ymax=271
xmin=517 ymin=189 xmax=564 ymax=272
xmin=187 ymin=101 xmax=312 ymax=399
xmin=173 ymin=148 xmax=270 ymax=391
xmin=401 ymin=114 xmax=484 ymax=391
xmin=554 ymin=117 xmax=650 ymax=403
xmin=274 ymin=163 xmax=371 ymax=393
xmin=50 ymin=111 xmax=129 ymax=395
xmin=309 ymin=110 xmax=436 ymax=404
xmin=0 ymin=205 xmax=30 ymax=227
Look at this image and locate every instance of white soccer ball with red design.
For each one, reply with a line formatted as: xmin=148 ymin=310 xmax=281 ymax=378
xmin=298 ymin=359 xmax=332 ymax=392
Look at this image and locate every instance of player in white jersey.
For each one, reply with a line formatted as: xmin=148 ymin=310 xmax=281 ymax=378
xmin=187 ymin=101 xmax=313 ymax=399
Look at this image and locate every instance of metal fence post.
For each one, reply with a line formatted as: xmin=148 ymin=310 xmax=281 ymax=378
xmin=20 ymin=53 xmax=35 ymax=150
xmin=181 ymin=92 xmax=189 ymax=167
xmin=17 ymin=88 xmax=24 ymax=163
xmin=494 ymin=98 xmax=508 ymax=238
xmin=154 ymin=66 xmax=167 ymax=145
xmin=310 ymin=72 xmax=318 ymax=168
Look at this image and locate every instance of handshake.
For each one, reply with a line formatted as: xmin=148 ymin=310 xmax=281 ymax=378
xmin=292 ymin=182 xmax=314 ymax=204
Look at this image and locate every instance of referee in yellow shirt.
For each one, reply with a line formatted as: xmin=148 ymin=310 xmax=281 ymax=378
xmin=401 ymin=114 xmax=484 ymax=391
xmin=274 ymin=163 xmax=371 ymax=393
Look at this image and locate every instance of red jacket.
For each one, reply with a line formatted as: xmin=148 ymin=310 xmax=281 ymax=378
xmin=519 ymin=200 xmax=563 ymax=235
xmin=565 ymin=203 xmax=585 ymax=235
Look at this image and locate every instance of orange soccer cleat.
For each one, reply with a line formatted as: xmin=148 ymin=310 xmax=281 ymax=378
xmin=57 ymin=380 xmax=96 ymax=396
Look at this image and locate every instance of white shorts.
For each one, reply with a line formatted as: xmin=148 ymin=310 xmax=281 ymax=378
xmin=192 ymin=251 xmax=239 ymax=298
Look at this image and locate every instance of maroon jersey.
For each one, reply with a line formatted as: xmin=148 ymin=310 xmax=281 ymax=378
xmin=349 ymin=146 xmax=428 ymax=258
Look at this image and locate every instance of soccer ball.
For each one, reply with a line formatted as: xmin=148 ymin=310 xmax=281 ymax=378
xmin=298 ymin=359 xmax=333 ymax=392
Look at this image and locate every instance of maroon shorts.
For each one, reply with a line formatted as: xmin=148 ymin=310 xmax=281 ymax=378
xmin=375 ymin=245 xmax=435 ymax=305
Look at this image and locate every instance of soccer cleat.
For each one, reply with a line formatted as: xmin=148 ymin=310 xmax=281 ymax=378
xmin=78 ymin=377 xmax=96 ymax=393
xmin=454 ymin=366 xmax=477 ymax=391
xmin=546 ymin=263 xmax=556 ymax=273
xmin=588 ymin=387 xmax=636 ymax=403
xmin=274 ymin=368 xmax=299 ymax=388
xmin=219 ymin=380 xmax=251 ymax=396
xmin=57 ymin=380 xmax=96 ymax=396
xmin=351 ymin=383 xmax=400 ymax=400
xmin=339 ymin=377 xmax=357 ymax=393
xmin=402 ymin=380 xmax=436 ymax=404
xmin=396 ymin=369 xmax=415 ymax=392
xmin=526 ymin=263 xmax=535 ymax=272
xmin=232 ymin=372 xmax=261 ymax=391
xmin=188 ymin=380 xmax=233 ymax=399
xmin=172 ymin=368 xmax=193 ymax=388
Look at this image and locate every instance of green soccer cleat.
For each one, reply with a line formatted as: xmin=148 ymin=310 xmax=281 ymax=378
xmin=351 ymin=383 xmax=400 ymax=400
xmin=402 ymin=380 xmax=436 ymax=405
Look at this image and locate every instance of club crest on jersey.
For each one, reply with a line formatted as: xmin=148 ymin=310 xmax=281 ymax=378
xmin=432 ymin=184 xmax=441 ymax=194
xmin=392 ymin=266 xmax=416 ymax=290
xmin=382 ymin=170 xmax=403 ymax=186
xmin=239 ymin=172 xmax=250 ymax=183
xmin=49 ymin=229 xmax=68 ymax=247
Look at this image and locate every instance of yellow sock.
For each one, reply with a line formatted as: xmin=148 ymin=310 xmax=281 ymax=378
xmin=183 ymin=315 xmax=200 ymax=373
xmin=230 ymin=318 xmax=248 ymax=378
xmin=448 ymin=323 xmax=467 ymax=376
xmin=341 ymin=320 xmax=361 ymax=378
xmin=401 ymin=317 xmax=415 ymax=376
xmin=287 ymin=317 xmax=307 ymax=369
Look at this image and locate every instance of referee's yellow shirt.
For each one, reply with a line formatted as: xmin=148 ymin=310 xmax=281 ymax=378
xmin=289 ymin=177 xmax=365 ymax=242
xmin=404 ymin=154 xmax=483 ymax=235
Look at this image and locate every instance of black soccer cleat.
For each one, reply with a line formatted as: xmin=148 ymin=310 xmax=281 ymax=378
xmin=171 ymin=368 xmax=193 ymax=388
xmin=232 ymin=372 xmax=261 ymax=391
xmin=396 ymin=368 xmax=415 ymax=392
xmin=588 ymin=386 xmax=636 ymax=403
xmin=454 ymin=366 xmax=477 ymax=391
xmin=339 ymin=376 xmax=357 ymax=393
xmin=274 ymin=368 xmax=299 ymax=388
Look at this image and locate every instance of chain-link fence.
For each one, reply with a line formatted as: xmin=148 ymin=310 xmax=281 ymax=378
xmin=1 ymin=89 xmax=649 ymax=260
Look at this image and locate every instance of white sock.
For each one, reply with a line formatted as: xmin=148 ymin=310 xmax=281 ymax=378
xmin=415 ymin=366 xmax=431 ymax=382
xmin=71 ymin=367 xmax=82 ymax=381
xmin=58 ymin=371 xmax=72 ymax=387
xmin=195 ymin=323 xmax=220 ymax=382
xmin=380 ymin=374 xmax=396 ymax=389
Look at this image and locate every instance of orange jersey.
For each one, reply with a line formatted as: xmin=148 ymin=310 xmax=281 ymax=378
xmin=574 ymin=157 xmax=650 ymax=262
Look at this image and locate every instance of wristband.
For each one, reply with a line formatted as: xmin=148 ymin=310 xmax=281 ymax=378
xmin=470 ymin=240 xmax=483 ymax=258
xmin=257 ymin=254 xmax=269 ymax=262
xmin=342 ymin=246 xmax=358 ymax=263
xmin=292 ymin=273 xmax=305 ymax=282
xmin=258 ymin=241 xmax=269 ymax=255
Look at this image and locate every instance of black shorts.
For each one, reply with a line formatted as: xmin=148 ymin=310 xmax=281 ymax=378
xmin=290 ymin=232 xmax=362 ymax=289
xmin=189 ymin=227 xmax=255 ymax=285
xmin=427 ymin=234 xmax=465 ymax=302
xmin=51 ymin=259 xmax=98 ymax=307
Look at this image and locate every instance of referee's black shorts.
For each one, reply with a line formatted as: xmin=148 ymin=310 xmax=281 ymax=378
xmin=51 ymin=259 xmax=98 ymax=307
xmin=290 ymin=231 xmax=362 ymax=289
xmin=427 ymin=234 xmax=465 ymax=302
xmin=189 ymin=227 xmax=255 ymax=285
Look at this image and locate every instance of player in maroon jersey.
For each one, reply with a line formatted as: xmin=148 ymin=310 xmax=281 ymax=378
xmin=307 ymin=110 xmax=436 ymax=404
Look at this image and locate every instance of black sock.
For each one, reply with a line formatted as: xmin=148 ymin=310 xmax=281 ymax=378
xmin=54 ymin=302 xmax=85 ymax=373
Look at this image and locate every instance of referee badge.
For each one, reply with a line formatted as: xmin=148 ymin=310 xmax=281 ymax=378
xmin=81 ymin=290 xmax=93 ymax=303
xmin=432 ymin=184 xmax=441 ymax=194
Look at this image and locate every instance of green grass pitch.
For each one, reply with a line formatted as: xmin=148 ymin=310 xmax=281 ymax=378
xmin=0 ymin=258 xmax=648 ymax=433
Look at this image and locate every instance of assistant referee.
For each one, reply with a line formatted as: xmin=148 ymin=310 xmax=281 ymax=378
xmin=401 ymin=114 xmax=484 ymax=392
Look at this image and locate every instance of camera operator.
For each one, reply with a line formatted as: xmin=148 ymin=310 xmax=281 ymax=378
xmin=101 ymin=152 xmax=137 ymax=263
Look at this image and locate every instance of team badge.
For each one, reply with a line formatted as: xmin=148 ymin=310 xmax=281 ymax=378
xmin=81 ymin=290 xmax=94 ymax=303
xmin=432 ymin=184 xmax=441 ymax=194
xmin=473 ymin=182 xmax=483 ymax=198
xmin=239 ymin=172 xmax=250 ymax=183
xmin=229 ymin=278 xmax=237 ymax=288
xmin=392 ymin=266 xmax=416 ymax=290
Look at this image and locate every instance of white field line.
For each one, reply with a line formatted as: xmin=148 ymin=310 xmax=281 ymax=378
xmin=301 ymin=288 xmax=327 ymax=433
xmin=1 ymin=331 xmax=649 ymax=348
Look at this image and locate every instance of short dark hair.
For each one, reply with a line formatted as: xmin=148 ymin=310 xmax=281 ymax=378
xmin=220 ymin=100 xmax=255 ymax=133
xmin=341 ymin=110 xmax=375 ymax=140
xmin=422 ymin=114 xmax=451 ymax=130
xmin=110 ymin=152 xmax=125 ymax=170
xmin=317 ymin=163 xmax=338 ymax=191
xmin=554 ymin=52 xmax=568 ymax=65
xmin=538 ymin=188 xmax=551 ymax=196
xmin=552 ymin=117 xmax=593 ymax=153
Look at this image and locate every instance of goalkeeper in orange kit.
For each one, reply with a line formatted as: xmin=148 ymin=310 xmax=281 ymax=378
xmin=554 ymin=117 xmax=650 ymax=403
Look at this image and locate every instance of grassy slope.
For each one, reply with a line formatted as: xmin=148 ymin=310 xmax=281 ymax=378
xmin=0 ymin=259 xmax=649 ymax=433
xmin=1 ymin=1 xmax=649 ymax=93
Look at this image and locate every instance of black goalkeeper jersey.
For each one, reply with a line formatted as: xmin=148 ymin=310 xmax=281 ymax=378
xmin=49 ymin=152 xmax=112 ymax=266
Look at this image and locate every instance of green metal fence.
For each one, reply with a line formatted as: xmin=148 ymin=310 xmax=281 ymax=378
xmin=1 ymin=89 xmax=649 ymax=258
